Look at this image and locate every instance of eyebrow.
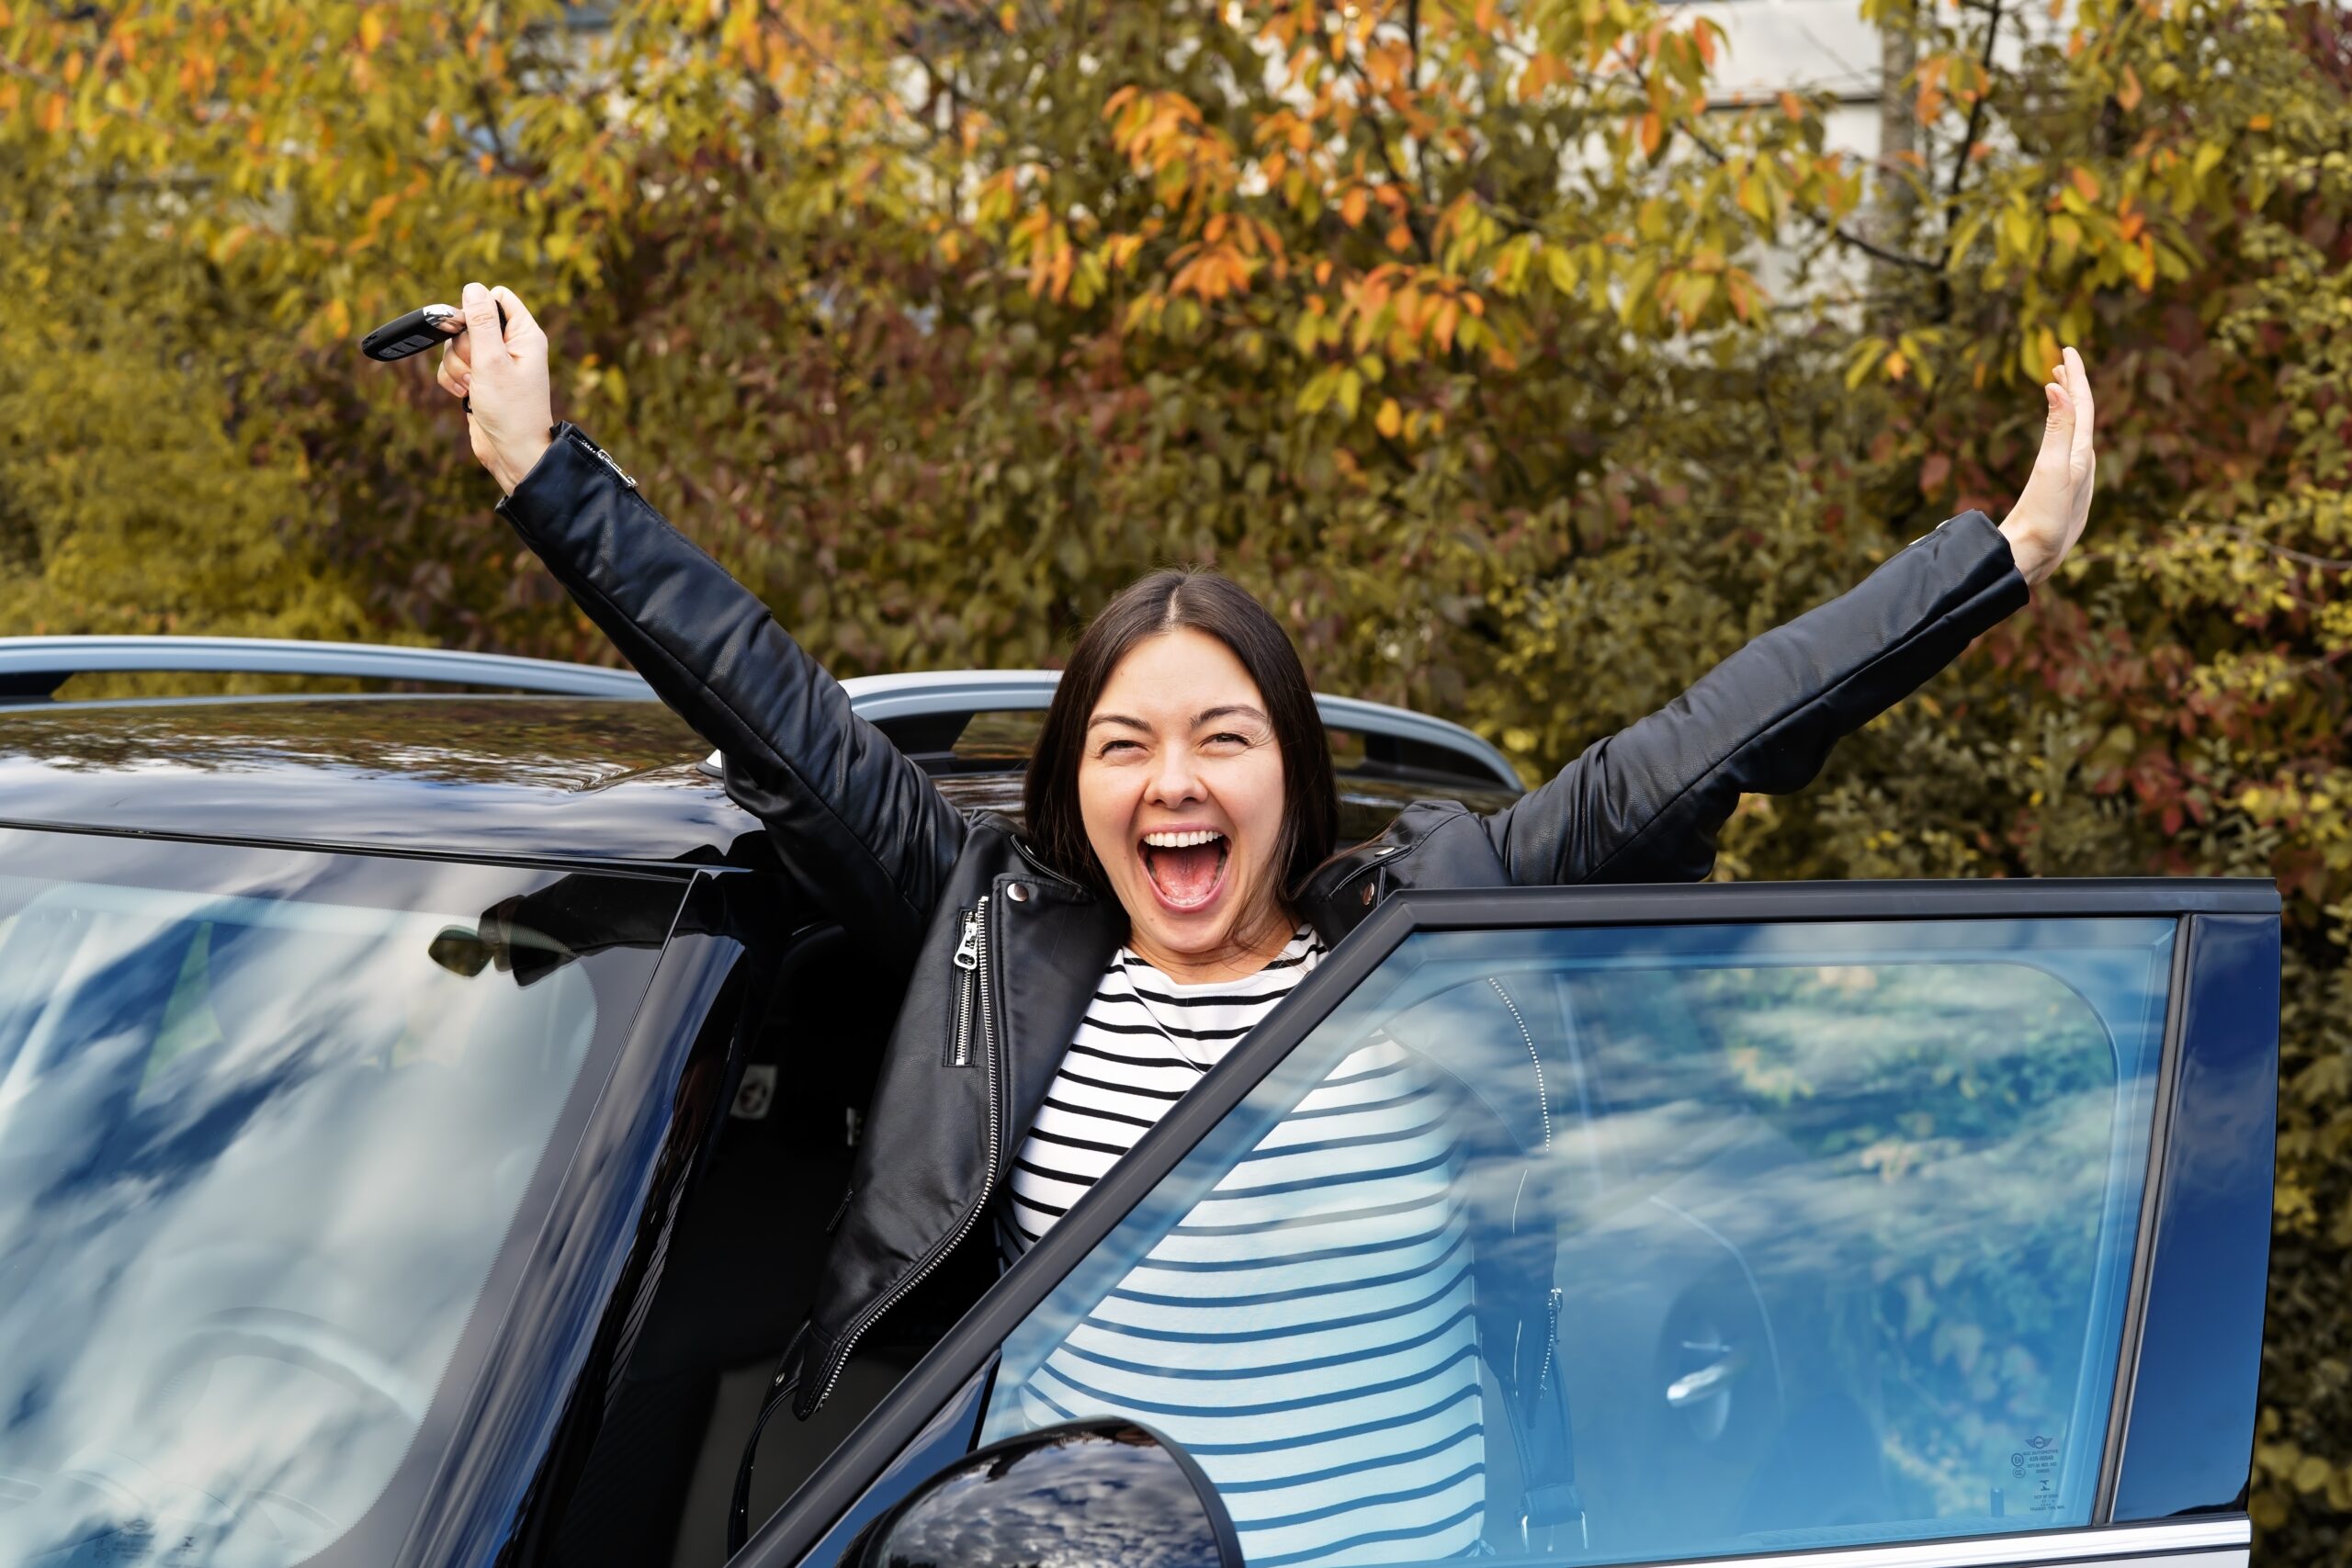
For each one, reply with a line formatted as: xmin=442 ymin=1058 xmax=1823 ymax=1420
xmin=1084 ymin=705 xmax=1270 ymax=732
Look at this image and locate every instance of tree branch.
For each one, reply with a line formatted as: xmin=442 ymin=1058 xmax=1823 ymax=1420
xmin=469 ymin=80 xmax=541 ymax=181
xmin=1405 ymin=0 xmax=1437 ymax=209
xmin=1613 ymin=47 xmax=1941 ymax=273
xmin=1335 ymin=43 xmax=1437 ymax=265
xmin=2214 ymin=526 xmax=2352 ymax=572
xmin=1943 ymin=0 xmax=2005 ymax=206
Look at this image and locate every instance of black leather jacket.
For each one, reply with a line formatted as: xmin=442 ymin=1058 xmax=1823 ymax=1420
xmin=497 ymin=421 xmax=2030 ymax=1416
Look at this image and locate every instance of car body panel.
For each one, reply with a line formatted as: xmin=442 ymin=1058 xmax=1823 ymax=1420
xmin=0 ymin=693 xmax=1519 ymax=868
xmin=2111 ymin=911 xmax=2281 ymax=1520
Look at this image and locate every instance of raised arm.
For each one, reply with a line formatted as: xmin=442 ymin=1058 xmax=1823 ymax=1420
xmin=445 ymin=284 xmax=966 ymax=961
xmin=1487 ymin=347 xmax=2098 ymax=886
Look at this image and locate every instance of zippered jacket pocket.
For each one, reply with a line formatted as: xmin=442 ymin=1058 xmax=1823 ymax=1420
xmin=945 ymin=896 xmax=989 ymax=1066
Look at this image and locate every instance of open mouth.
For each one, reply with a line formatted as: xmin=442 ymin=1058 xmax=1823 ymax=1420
xmin=1139 ymin=829 xmax=1229 ymax=912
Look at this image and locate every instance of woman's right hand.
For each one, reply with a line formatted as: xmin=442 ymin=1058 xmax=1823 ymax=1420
xmin=436 ymin=280 xmax=554 ymax=496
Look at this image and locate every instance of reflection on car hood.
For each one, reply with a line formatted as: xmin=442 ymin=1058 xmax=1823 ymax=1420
xmin=0 ymin=697 xmax=761 ymax=865
xmin=0 ymin=696 xmax=1515 ymax=865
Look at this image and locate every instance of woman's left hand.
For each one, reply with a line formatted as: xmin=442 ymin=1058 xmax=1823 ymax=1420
xmin=1997 ymin=346 xmax=2097 ymax=588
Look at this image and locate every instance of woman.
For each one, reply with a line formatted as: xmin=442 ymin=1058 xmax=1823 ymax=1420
xmin=441 ymin=281 xmax=2096 ymax=1562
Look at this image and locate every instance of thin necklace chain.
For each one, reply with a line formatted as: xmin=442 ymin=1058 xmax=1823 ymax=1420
xmin=1119 ymin=928 xmax=1310 ymax=1072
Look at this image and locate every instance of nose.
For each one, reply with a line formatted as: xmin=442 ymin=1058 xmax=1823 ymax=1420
xmin=1144 ymin=744 xmax=1206 ymax=809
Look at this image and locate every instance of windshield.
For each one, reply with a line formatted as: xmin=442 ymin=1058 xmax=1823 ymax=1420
xmin=0 ymin=830 xmax=680 ymax=1567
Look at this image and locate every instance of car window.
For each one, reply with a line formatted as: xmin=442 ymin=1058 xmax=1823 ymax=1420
xmin=977 ymin=917 xmax=2175 ymax=1567
xmin=0 ymin=838 xmax=679 ymax=1568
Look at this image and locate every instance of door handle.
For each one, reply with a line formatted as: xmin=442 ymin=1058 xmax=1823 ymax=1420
xmin=1666 ymin=1343 xmax=1747 ymax=1408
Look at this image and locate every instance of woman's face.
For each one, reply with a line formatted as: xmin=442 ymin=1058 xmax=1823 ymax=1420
xmin=1078 ymin=627 xmax=1292 ymax=973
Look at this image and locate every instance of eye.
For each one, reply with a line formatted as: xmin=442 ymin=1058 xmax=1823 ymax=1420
xmin=1095 ymin=738 xmax=1143 ymax=758
xmin=1204 ymin=730 xmax=1255 ymax=750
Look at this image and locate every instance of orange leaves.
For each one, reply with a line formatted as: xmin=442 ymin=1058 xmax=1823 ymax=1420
xmin=1306 ymin=264 xmax=1502 ymax=378
xmin=1515 ymin=49 xmax=1569 ymax=102
xmin=1104 ymin=85 xmax=1238 ymax=227
xmin=1105 ymin=85 xmax=1230 ymax=179
xmin=1103 ymin=233 xmax=1146 ymax=273
xmin=974 ymin=168 xmax=1024 ymax=228
xmin=1168 ymin=243 xmax=1256 ymax=303
xmin=1362 ymin=36 xmax=1414 ymax=96
xmin=1724 ymin=268 xmax=1756 ymax=323
xmin=1915 ymin=53 xmax=1949 ymax=122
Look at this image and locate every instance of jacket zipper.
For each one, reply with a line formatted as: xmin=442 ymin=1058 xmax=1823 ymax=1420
xmin=947 ymin=897 xmax=989 ymax=1066
xmin=569 ymin=427 xmax=639 ymax=490
xmin=817 ymin=888 xmax=1004 ymax=1410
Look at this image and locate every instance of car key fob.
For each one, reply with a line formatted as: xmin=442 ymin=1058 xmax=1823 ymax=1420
xmin=361 ymin=299 xmax=507 ymax=362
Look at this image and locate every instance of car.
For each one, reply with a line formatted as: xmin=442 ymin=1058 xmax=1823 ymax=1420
xmin=0 ymin=636 xmax=2276 ymax=1568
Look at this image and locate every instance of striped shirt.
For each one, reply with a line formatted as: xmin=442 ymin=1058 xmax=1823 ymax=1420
xmin=998 ymin=929 xmax=1485 ymax=1566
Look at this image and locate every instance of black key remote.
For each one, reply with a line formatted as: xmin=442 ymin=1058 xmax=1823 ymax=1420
xmin=361 ymin=299 xmax=507 ymax=362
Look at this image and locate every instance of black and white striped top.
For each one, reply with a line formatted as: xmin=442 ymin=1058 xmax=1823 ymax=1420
xmin=998 ymin=929 xmax=1484 ymax=1566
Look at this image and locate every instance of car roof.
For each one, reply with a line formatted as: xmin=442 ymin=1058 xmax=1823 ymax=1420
xmin=0 ymin=647 xmax=1522 ymax=867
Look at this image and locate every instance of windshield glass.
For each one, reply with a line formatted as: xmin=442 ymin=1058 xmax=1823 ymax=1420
xmin=0 ymin=831 xmax=679 ymax=1567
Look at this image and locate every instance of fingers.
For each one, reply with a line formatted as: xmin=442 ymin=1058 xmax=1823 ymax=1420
xmin=461 ymin=280 xmax=504 ymax=354
xmin=490 ymin=285 xmax=541 ymax=346
xmin=2034 ymin=374 xmax=2073 ymax=473
xmin=438 ymin=285 xmax=531 ymax=400
xmin=2064 ymin=345 xmax=2096 ymax=468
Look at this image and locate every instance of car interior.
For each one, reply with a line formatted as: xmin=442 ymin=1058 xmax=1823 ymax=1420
xmin=537 ymin=716 xmax=1524 ymax=1568
xmin=540 ymin=912 xmax=991 ymax=1568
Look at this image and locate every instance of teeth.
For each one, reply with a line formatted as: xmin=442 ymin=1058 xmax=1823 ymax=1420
xmin=1143 ymin=829 xmax=1225 ymax=849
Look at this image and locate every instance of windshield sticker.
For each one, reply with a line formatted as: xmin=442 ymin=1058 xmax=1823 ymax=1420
xmin=2011 ymin=1433 xmax=2064 ymax=1513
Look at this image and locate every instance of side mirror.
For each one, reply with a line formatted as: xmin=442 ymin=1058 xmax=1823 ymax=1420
xmin=843 ymin=1418 xmax=1240 ymax=1568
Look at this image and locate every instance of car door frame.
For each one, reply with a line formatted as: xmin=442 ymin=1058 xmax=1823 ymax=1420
xmin=390 ymin=865 xmax=786 ymax=1566
xmin=731 ymin=876 xmax=2280 ymax=1568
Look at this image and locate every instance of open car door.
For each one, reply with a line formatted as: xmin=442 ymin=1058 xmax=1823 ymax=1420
xmin=741 ymin=877 xmax=2278 ymax=1568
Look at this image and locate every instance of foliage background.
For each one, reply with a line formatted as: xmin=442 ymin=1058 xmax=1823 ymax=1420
xmin=2 ymin=0 xmax=2348 ymax=1554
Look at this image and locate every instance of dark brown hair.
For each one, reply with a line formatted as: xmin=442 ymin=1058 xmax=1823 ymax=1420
xmin=1026 ymin=569 xmax=1338 ymax=905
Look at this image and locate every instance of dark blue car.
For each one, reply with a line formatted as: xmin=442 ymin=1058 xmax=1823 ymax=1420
xmin=0 ymin=638 xmax=2276 ymax=1568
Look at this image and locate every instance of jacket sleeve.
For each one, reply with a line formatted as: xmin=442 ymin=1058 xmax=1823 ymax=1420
xmin=1482 ymin=510 xmax=2030 ymax=886
xmin=494 ymin=423 xmax=967 ymax=959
